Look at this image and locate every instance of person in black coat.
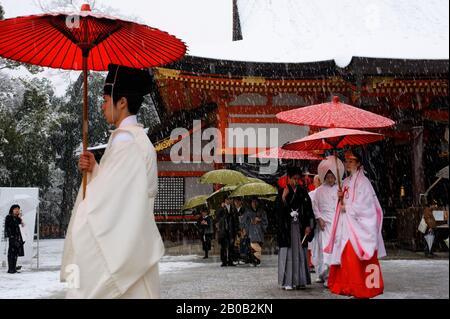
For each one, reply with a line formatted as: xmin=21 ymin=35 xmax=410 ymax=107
xmin=276 ymin=178 xmax=316 ymax=248
xmin=275 ymin=167 xmax=316 ymax=289
xmin=214 ymin=197 xmax=240 ymax=266
xmin=197 ymin=207 xmax=214 ymax=259
xmin=4 ymin=204 xmax=25 ymax=274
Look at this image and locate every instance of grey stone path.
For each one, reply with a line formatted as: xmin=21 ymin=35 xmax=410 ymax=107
xmin=160 ymin=255 xmax=449 ymax=299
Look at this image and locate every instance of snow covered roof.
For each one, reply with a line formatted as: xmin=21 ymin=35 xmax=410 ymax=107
xmin=1 ymin=0 xmax=448 ymax=96
xmin=214 ymin=0 xmax=449 ymax=66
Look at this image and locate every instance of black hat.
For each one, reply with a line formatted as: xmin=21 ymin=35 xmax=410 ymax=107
xmin=103 ymin=64 xmax=152 ymax=98
xmin=286 ymin=166 xmax=301 ymax=177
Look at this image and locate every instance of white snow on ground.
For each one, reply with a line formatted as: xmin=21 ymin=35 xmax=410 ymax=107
xmin=0 ymin=239 xmax=64 ymax=299
xmin=0 ymin=239 xmax=207 ymax=299
xmin=0 ymin=239 xmax=448 ymax=299
xmin=0 ymin=269 xmax=65 ymax=299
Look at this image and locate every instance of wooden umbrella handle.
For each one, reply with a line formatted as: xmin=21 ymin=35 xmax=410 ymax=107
xmin=82 ymin=53 xmax=88 ymax=199
xmin=334 ymin=150 xmax=342 ymax=191
xmin=333 ymin=150 xmax=345 ymax=208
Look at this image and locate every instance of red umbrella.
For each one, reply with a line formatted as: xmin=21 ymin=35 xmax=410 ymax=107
xmin=0 ymin=4 xmax=187 ymax=197
xmin=0 ymin=4 xmax=186 ymax=70
xmin=282 ymin=128 xmax=384 ymax=152
xmin=282 ymin=128 xmax=384 ymax=189
xmin=249 ymin=147 xmax=323 ymax=160
xmin=276 ymin=96 xmax=395 ymax=129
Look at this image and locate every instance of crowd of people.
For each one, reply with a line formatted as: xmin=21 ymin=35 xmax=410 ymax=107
xmin=197 ymin=197 xmax=269 ymax=267
xmin=1 ymin=64 xmax=389 ymax=299
xmin=196 ymin=150 xmax=387 ymax=299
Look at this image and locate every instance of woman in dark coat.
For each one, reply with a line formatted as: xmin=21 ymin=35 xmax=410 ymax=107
xmin=275 ymin=168 xmax=316 ymax=290
xmin=4 ymin=204 xmax=25 ymax=274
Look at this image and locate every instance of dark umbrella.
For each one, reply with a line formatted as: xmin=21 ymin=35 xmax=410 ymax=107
xmin=0 ymin=4 xmax=186 ymax=197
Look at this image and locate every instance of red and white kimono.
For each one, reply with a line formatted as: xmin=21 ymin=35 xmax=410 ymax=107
xmin=324 ymin=168 xmax=386 ymax=298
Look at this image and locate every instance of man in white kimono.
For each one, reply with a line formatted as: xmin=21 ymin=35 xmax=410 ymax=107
xmin=60 ymin=64 xmax=165 ymax=299
xmin=324 ymin=150 xmax=386 ymax=298
xmin=311 ymin=156 xmax=343 ymax=287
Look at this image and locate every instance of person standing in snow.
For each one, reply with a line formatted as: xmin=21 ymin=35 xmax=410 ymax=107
xmin=4 ymin=204 xmax=24 ymax=274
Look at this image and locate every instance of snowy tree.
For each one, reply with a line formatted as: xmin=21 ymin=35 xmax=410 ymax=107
xmin=50 ymin=71 xmax=111 ymax=231
xmin=0 ymin=78 xmax=58 ymax=188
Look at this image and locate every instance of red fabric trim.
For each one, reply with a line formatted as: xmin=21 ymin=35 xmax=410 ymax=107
xmin=328 ymin=242 xmax=384 ymax=299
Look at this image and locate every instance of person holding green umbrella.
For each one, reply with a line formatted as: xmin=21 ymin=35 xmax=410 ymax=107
xmin=241 ymin=197 xmax=268 ymax=266
xmin=214 ymin=196 xmax=240 ymax=267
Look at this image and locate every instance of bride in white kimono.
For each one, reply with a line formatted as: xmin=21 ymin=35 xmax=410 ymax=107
xmin=60 ymin=64 xmax=165 ymax=299
xmin=311 ymin=156 xmax=343 ymax=286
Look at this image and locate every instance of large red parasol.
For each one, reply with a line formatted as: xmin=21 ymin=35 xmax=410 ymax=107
xmin=0 ymin=4 xmax=186 ymax=70
xmin=249 ymin=146 xmax=323 ymax=160
xmin=276 ymin=96 xmax=395 ymax=129
xmin=282 ymin=128 xmax=384 ymax=190
xmin=0 ymin=4 xmax=187 ymax=197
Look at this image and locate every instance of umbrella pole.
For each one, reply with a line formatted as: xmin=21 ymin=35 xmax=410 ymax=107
xmin=36 ymin=205 xmax=39 ymax=270
xmin=333 ymin=149 xmax=342 ymax=191
xmin=82 ymin=54 xmax=88 ymax=199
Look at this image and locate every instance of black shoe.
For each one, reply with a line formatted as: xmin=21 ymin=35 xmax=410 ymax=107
xmin=228 ymin=262 xmax=236 ymax=267
xmin=203 ymin=256 xmax=208 ymax=259
xmin=220 ymin=263 xmax=228 ymax=267
xmin=7 ymin=270 xmax=17 ymax=274
xmin=16 ymin=266 xmax=22 ymax=271
xmin=253 ymin=258 xmax=261 ymax=267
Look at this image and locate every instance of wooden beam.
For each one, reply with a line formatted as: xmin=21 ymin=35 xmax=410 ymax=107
xmin=228 ymin=117 xmax=285 ymax=124
xmin=227 ymin=105 xmax=297 ymax=115
xmin=158 ymin=171 xmax=206 ymax=177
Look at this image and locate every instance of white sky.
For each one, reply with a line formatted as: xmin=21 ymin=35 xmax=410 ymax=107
xmin=1 ymin=0 xmax=233 ymax=95
xmin=1 ymin=0 xmax=233 ymax=52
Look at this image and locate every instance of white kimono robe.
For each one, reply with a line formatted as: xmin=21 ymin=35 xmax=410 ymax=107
xmin=311 ymin=183 xmax=339 ymax=272
xmin=60 ymin=123 xmax=165 ymax=299
xmin=324 ymin=168 xmax=386 ymax=265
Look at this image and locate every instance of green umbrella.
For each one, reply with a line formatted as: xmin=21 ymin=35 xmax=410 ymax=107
xmin=200 ymin=169 xmax=248 ymax=185
xmin=181 ymin=195 xmax=209 ymax=211
xmin=206 ymin=185 xmax=237 ymax=211
xmin=246 ymin=177 xmax=266 ymax=184
xmin=229 ymin=182 xmax=278 ymax=199
xmin=260 ymin=195 xmax=277 ymax=202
